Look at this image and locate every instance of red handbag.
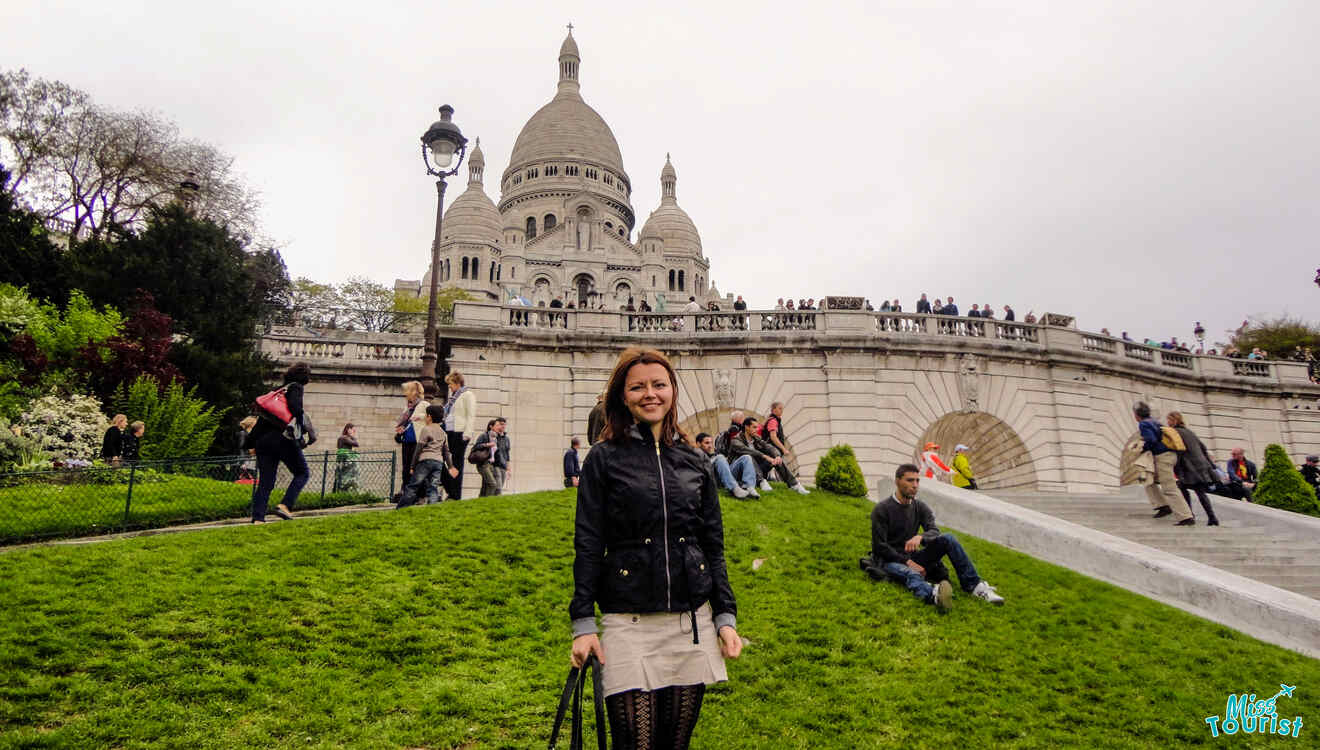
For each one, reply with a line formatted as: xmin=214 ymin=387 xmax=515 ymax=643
xmin=255 ymin=386 xmax=293 ymax=424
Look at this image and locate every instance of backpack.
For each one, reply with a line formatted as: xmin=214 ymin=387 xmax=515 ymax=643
xmin=713 ymin=428 xmax=733 ymax=458
xmin=1160 ymin=425 xmax=1186 ymax=452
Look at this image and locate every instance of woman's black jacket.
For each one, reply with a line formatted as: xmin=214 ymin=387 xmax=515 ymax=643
xmin=571 ymin=425 xmax=736 ymax=632
xmin=245 ymin=381 xmax=304 ymax=449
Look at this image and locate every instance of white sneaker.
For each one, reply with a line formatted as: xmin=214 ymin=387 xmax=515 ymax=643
xmin=930 ymin=580 xmax=952 ymax=611
xmin=758 ymin=479 xmax=773 ymax=492
xmin=972 ymin=581 xmax=1005 ymax=605
xmin=732 ymin=485 xmax=749 ymax=499
xmin=743 ymin=486 xmax=760 ymax=499
xmin=792 ymin=483 xmax=809 ymax=495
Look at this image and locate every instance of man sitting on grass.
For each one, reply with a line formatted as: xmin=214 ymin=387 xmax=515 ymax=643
xmin=697 ymin=432 xmax=759 ymax=498
xmin=860 ymin=463 xmax=1004 ymax=611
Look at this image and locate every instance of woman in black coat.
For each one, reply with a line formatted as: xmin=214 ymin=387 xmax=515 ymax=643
xmin=570 ymin=347 xmax=742 ymax=748
xmin=246 ymin=363 xmax=312 ymax=523
xmin=101 ymin=414 xmax=127 ymax=463
xmin=1168 ymin=411 xmax=1220 ymax=526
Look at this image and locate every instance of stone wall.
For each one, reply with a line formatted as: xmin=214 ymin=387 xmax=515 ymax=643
xmin=262 ymin=305 xmax=1320 ymax=496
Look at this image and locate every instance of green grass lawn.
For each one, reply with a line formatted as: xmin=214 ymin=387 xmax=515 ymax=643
xmin=0 ymin=476 xmax=380 ymax=545
xmin=1 ymin=488 xmax=1316 ymax=749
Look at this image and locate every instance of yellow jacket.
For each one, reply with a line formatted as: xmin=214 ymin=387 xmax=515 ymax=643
xmin=952 ymin=453 xmax=975 ymax=488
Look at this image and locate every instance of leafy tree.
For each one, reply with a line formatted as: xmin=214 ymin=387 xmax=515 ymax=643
xmin=1231 ymin=315 xmax=1320 ymax=359
xmin=815 ymin=444 xmax=868 ymax=497
xmin=1 ymin=69 xmax=263 ymax=244
xmin=1255 ymin=444 xmax=1320 ymax=517
xmin=24 ymin=290 xmax=123 ymax=364
xmin=113 ymin=375 xmax=222 ymax=459
xmin=0 ymin=164 xmax=70 ymax=303
xmin=80 ymin=292 xmax=182 ymax=406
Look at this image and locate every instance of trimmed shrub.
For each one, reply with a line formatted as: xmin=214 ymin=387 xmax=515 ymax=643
xmin=1256 ymin=444 xmax=1320 ymax=517
xmin=815 ymin=444 xmax=868 ymax=497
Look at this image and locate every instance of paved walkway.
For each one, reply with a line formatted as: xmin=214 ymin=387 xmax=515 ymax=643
xmin=989 ymin=487 xmax=1320 ymax=601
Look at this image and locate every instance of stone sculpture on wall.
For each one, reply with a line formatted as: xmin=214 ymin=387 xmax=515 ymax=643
xmin=958 ymin=354 xmax=981 ymax=412
xmin=713 ymin=369 xmax=735 ymax=408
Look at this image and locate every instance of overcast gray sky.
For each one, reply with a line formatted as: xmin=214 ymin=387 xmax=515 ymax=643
xmin=4 ymin=0 xmax=1316 ymax=347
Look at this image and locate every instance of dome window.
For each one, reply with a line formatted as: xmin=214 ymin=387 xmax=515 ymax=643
xmin=545 ymin=165 xmax=558 ymax=176
xmin=566 ymin=165 xmax=579 ymax=176
xmin=618 ymin=227 xmax=625 ymax=237
xmin=668 ymin=270 xmax=675 ymax=291
xmin=526 ymin=217 xmax=537 ymax=239
xmin=604 ymin=174 xmax=614 ymax=186
xmin=605 ymin=221 xmax=613 ymax=229
xmin=527 ymin=168 xmax=539 ymax=179
xmin=586 ymin=168 xmax=598 ymax=180
xmin=678 ymin=271 xmax=685 ymax=291
xmin=489 ymin=261 xmax=496 ymax=283
xmin=544 ymin=214 xmax=557 ymax=231
xmin=461 ymin=257 xmax=469 ymax=280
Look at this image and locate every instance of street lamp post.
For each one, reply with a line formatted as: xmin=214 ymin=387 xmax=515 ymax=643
xmin=418 ymin=105 xmax=468 ymax=399
xmin=1193 ymin=321 xmax=1206 ymax=353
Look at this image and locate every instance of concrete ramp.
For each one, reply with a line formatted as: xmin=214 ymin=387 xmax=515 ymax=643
xmin=874 ymin=480 xmax=1320 ymax=659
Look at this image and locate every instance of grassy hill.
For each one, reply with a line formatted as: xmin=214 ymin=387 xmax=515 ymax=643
xmin=0 ymin=488 xmax=1316 ymax=748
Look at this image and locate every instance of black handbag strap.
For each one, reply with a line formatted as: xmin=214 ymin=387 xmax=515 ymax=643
xmin=548 ymin=655 xmax=606 ymax=750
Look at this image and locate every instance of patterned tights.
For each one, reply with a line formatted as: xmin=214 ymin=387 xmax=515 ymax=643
xmin=605 ymin=684 xmax=706 ymax=749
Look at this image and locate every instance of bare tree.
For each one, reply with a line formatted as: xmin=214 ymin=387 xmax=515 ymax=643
xmin=1 ymin=68 xmax=262 ymax=244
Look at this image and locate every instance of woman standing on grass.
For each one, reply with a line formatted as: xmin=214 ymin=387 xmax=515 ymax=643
xmin=570 ymin=347 xmax=742 ymax=748
xmin=246 ymin=363 xmax=312 ymax=524
xmin=101 ymin=414 xmax=127 ymax=464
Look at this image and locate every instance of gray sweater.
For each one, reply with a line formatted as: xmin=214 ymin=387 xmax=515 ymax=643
xmin=870 ymin=495 xmax=942 ymax=564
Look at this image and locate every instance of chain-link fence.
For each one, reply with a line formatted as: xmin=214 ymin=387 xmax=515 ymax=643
xmin=0 ymin=450 xmax=398 ymax=546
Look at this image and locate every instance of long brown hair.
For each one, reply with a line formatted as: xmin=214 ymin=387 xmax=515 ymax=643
xmin=600 ymin=347 xmax=687 ymax=446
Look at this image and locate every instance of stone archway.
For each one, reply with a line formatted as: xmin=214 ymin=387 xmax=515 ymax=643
xmin=917 ymin=412 xmax=1037 ymax=490
xmin=677 ymin=406 xmax=766 ymax=449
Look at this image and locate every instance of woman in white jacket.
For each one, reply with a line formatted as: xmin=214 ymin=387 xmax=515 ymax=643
xmin=441 ymin=371 xmax=479 ymax=499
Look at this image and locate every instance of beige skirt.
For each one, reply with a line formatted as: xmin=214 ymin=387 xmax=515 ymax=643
xmin=599 ymin=602 xmax=728 ymax=697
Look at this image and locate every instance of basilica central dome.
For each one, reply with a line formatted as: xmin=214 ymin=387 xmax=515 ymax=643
xmin=501 ymin=29 xmax=632 ymax=202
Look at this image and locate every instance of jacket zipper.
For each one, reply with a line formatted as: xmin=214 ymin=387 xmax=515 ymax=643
xmin=656 ymin=440 xmax=672 ymax=609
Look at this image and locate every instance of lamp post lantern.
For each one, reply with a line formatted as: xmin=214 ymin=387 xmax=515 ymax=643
xmin=418 ymin=105 xmax=468 ymax=399
xmin=1193 ymin=321 xmax=1206 ymax=353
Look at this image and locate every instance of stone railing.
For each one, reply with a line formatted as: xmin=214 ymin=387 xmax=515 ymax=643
xmin=447 ymin=303 xmax=1320 ymax=389
xmin=261 ymin=327 xmax=423 ymax=367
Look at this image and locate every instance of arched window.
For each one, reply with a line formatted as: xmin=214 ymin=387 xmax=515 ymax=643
xmin=471 ymin=257 xmax=480 ymax=279
xmin=442 ymin=259 xmax=449 ymax=281
xmin=544 ymin=214 xmax=557 ymax=231
xmin=678 ymin=270 xmax=685 ymax=291
xmin=497 ymin=264 xmax=501 ymax=281
xmin=618 ymin=227 xmax=625 ymax=237
xmin=526 ymin=216 xmax=537 ymax=239
xmin=668 ymin=270 xmax=675 ymax=291
xmin=652 ymin=275 xmax=656 ymax=287
xmin=461 ymin=257 xmax=469 ymax=279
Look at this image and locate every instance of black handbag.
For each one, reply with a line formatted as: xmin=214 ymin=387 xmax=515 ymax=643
xmin=547 ymin=654 xmax=607 ymax=750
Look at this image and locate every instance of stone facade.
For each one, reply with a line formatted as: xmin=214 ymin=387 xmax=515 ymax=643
xmin=263 ymin=305 xmax=1320 ymax=497
xmin=397 ymin=30 xmax=725 ymax=314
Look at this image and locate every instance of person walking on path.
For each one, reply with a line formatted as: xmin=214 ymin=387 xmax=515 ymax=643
xmin=394 ymin=381 xmax=428 ymax=488
xmin=101 ymin=414 xmax=127 ymax=464
xmin=570 ymin=347 xmax=742 ymax=748
xmin=395 ymin=404 xmax=458 ymax=508
xmin=920 ymin=442 xmax=953 ymax=481
xmin=475 ymin=420 xmax=502 ymax=497
xmin=492 ymin=417 xmax=511 ymax=491
xmin=246 ymin=363 xmax=313 ymax=524
xmin=951 ymin=444 xmax=977 ymax=490
xmin=1134 ymin=402 xmax=1195 ymax=525
xmin=861 ymin=463 xmax=1005 ymax=610
xmin=441 ymin=372 xmax=478 ymax=500
xmin=1166 ymin=412 xmax=1220 ymax=525
xmin=563 ymin=437 xmax=582 ymax=488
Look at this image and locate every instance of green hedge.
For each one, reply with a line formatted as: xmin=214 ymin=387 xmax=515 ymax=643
xmin=815 ymin=444 xmax=868 ymax=497
xmin=1255 ymin=443 xmax=1320 ymax=517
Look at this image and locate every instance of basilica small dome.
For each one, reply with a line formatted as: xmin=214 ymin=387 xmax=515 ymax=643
xmin=639 ymin=154 xmax=701 ymax=257
xmin=442 ymin=138 xmax=501 ymax=245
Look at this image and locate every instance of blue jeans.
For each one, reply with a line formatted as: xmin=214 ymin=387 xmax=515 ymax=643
xmin=712 ymin=454 xmax=757 ymax=491
xmin=251 ymin=431 xmax=309 ymax=521
xmin=397 ymin=459 xmax=445 ymax=508
xmin=881 ymin=533 xmax=983 ymax=602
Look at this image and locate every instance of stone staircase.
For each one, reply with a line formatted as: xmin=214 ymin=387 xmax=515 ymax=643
xmin=989 ymin=487 xmax=1320 ymax=602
